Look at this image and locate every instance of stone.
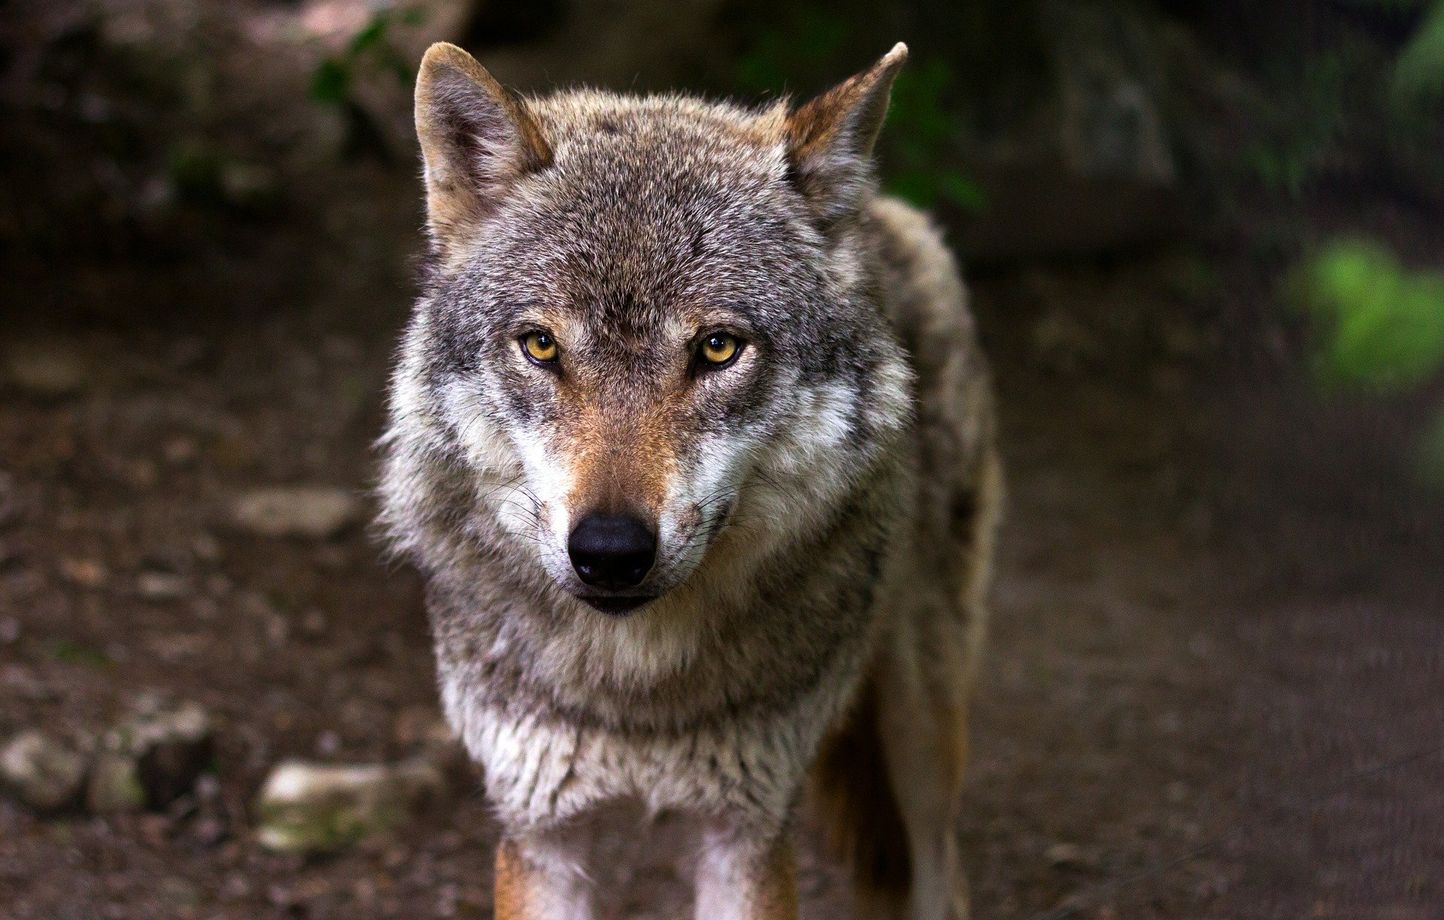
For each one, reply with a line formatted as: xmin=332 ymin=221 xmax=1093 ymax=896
xmin=299 ymin=609 xmax=328 ymax=637
xmin=3 ymin=341 xmax=88 ymax=397
xmin=219 ymin=161 xmax=281 ymax=213
xmin=254 ymin=758 xmax=445 ymax=854
xmin=136 ymin=570 xmax=189 ymax=601
xmin=230 ymin=486 xmax=359 ymax=539
xmin=86 ymin=751 xmax=146 ymax=813
xmin=1045 ymin=841 xmax=1098 ymax=868
xmin=103 ymin=698 xmax=215 ymax=809
xmin=0 ymin=730 xmax=86 ymax=811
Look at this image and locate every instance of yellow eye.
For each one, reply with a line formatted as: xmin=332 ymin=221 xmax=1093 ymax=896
xmin=700 ymin=333 xmax=741 ymax=367
xmin=521 ymin=331 xmax=558 ymax=364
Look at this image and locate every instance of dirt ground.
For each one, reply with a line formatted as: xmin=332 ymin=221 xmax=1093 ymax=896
xmin=2 ymin=4 xmax=1443 ymax=913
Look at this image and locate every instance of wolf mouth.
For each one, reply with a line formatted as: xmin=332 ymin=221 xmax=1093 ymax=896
xmin=578 ymin=594 xmax=656 ymax=615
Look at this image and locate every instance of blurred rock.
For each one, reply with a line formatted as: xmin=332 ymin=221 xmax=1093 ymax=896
xmin=102 ymin=698 xmax=215 ymax=809
xmin=136 ymin=570 xmax=189 ymax=601
xmin=299 ymin=608 xmax=328 ymax=637
xmin=3 ymin=341 xmax=88 ymax=397
xmin=0 ymin=730 xmax=86 ymax=811
xmin=254 ymin=758 xmax=445 ymax=854
xmin=1046 ymin=0 xmax=1175 ymax=186
xmin=162 ymin=435 xmax=199 ymax=466
xmin=59 ymin=556 xmax=108 ymax=589
xmin=956 ymin=1 xmax=1204 ymax=260
xmin=230 ymin=486 xmax=359 ymax=539
xmin=219 ymin=161 xmax=281 ymax=213
xmin=1045 ymin=841 xmax=1100 ymax=869
xmin=87 ymin=751 xmax=146 ymax=814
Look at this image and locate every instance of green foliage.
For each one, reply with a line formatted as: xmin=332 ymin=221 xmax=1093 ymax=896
xmin=168 ymin=142 xmax=225 ymax=205
xmin=1300 ymin=240 xmax=1444 ymax=394
xmin=734 ymin=7 xmax=848 ymax=96
xmin=1242 ymin=56 xmax=1349 ymax=198
xmin=1392 ymin=2 xmax=1444 ymax=108
xmin=884 ymin=60 xmax=986 ymax=211
xmin=1299 ymin=240 xmax=1444 ymax=481
xmin=1245 ymin=1 xmax=1444 ymax=197
xmin=309 ymin=6 xmax=423 ymax=108
xmin=734 ymin=5 xmax=983 ymax=212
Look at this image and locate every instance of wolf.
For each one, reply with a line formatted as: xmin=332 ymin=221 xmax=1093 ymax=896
xmin=379 ymin=39 xmax=1002 ymax=920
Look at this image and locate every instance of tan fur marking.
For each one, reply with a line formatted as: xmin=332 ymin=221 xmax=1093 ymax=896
xmin=493 ymin=840 xmax=535 ymax=920
xmin=752 ymin=836 xmax=799 ymax=920
xmin=810 ymin=669 xmax=911 ymax=910
xmin=561 ymin=389 xmax=681 ymax=520
xmin=786 ymin=43 xmax=908 ymax=163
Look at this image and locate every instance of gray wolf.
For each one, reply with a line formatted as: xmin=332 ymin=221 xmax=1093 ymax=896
xmin=379 ymin=39 xmax=1002 ymax=920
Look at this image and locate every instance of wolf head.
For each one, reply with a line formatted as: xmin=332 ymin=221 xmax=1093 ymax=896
xmin=382 ymin=43 xmax=914 ymax=616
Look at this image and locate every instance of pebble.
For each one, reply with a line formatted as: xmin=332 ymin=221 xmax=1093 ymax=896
xmin=87 ymin=751 xmax=147 ymax=814
xmin=102 ymin=698 xmax=216 ymax=808
xmin=0 ymin=730 xmax=87 ymax=811
xmin=1045 ymin=841 xmax=1098 ymax=868
xmin=136 ymin=570 xmax=189 ymax=601
xmin=3 ymin=341 xmax=88 ymax=397
xmin=299 ymin=608 xmax=328 ymax=637
xmin=254 ymin=758 xmax=445 ymax=854
xmin=229 ymin=486 xmax=359 ymax=539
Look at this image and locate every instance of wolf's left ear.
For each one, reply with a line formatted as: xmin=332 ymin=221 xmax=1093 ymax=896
xmin=414 ymin=43 xmax=552 ymax=257
xmin=785 ymin=43 xmax=908 ymax=229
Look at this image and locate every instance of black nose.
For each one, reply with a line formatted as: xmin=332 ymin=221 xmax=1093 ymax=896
xmin=567 ymin=513 xmax=657 ymax=590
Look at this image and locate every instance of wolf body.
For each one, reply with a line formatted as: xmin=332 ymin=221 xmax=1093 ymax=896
xmin=380 ymin=41 xmax=1002 ymax=920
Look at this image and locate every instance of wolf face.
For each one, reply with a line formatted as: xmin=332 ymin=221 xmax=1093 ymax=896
xmin=385 ymin=44 xmax=915 ymax=617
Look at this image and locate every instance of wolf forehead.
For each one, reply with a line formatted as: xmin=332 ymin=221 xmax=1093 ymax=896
xmin=424 ymin=94 xmax=872 ymax=363
xmin=451 ymin=95 xmax=825 ymax=301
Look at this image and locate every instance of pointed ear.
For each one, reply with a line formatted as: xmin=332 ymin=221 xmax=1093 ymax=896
xmin=414 ymin=43 xmax=551 ymax=256
xmin=785 ymin=43 xmax=908 ymax=228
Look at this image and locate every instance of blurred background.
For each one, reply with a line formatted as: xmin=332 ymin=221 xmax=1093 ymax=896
xmin=1 ymin=0 xmax=1442 ymax=917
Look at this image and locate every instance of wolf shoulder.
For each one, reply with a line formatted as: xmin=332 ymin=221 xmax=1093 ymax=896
xmin=865 ymin=195 xmax=977 ymax=342
xmin=864 ymin=194 xmax=990 ymax=419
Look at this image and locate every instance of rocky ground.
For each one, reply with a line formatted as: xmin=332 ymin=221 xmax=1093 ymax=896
xmin=2 ymin=1 xmax=1442 ymax=918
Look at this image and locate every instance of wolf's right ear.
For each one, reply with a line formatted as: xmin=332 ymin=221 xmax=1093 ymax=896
xmin=414 ymin=43 xmax=551 ymax=257
xmin=785 ymin=43 xmax=908 ymax=230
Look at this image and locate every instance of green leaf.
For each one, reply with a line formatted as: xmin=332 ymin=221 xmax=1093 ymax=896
xmin=348 ymin=13 xmax=391 ymax=55
xmin=1392 ymin=1 xmax=1444 ymax=106
xmin=1304 ymin=240 xmax=1444 ymax=393
xmin=310 ymin=58 xmax=350 ymax=106
xmin=886 ymin=171 xmax=939 ymax=209
xmin=935 ymin=172 xmax=987 ymax=211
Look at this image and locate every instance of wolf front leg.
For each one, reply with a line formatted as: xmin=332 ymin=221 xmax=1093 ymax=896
xmin=694 ymin=826 xmax=798 ymax=920
xmin=493 ymin=835 xmax=598 ymax=920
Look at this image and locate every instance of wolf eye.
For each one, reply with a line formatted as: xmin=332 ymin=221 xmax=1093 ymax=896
xmin=699 ymin=333 xmax=742 ymax=368
xmin=520 ymin=331 xmax=558 ymax=365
